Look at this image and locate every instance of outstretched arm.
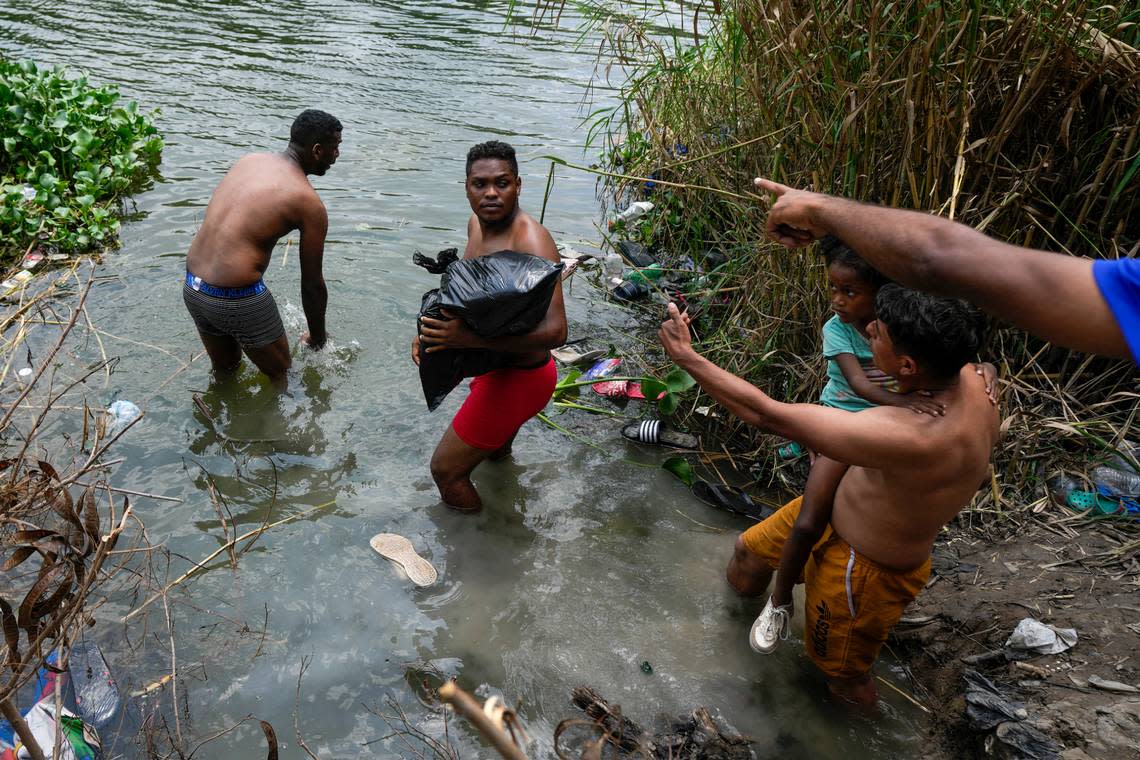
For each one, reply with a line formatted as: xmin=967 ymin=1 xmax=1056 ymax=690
xmin=298 ymin=198 xmax=329 ymax=349
xmin=658 ymin=304 xmax=934 ymax=469
xmin=755 ymin=178 xmax=1129 ymax=360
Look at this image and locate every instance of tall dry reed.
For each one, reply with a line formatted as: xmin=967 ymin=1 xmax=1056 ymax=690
xmin=563 ymin=0 xmax=1140 ymax=502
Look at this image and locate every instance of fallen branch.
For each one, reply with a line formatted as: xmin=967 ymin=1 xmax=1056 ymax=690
xmin=438 ymin=681 xmax=529 ymax=760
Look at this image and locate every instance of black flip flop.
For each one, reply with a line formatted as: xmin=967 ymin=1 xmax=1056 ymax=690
xmin=692 ymin=480 xmax=775 ymax=521
xmin=621 ymin=420 xmax=698 ymax=449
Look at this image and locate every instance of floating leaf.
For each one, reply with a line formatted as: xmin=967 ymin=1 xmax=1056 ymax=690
xmin=261 ymin=720 xmax=279 ymax=760
xmin=2 ymin=546 xmax=37 ymax=572
xmin=17 ymin=562 xmax=68 ymax=632
xmin=553 ymin=369 xmax=582 ymax=401
xmin=38 ymin=460 xmax=60 ymax=481
xmin=662 ymin=456 xmax=694 ymax=487
xmin=0 ymin=598 xmax=19 ymax=664
xmin=82 ymin=484 xmax=100 ymax=549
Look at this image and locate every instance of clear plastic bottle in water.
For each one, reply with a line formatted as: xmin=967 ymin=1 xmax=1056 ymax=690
xmin=603 ymin=253 xmax=625 ymax=278
xmin=1091 ymin=465 xmax=1140 ymax=499
xmin=614 ymin=201 xmax=654 ymax=224
xmin=608 ymin=201 xmax=654 ymax=230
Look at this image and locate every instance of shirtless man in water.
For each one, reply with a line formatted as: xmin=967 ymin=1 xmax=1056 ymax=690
xmin=659 ymin=285 xmax=999 ymax=707
xmin=413 ymin=140 xmax=567 ymax=512
xmin=183 ymin=109 xmax=341 ymax=386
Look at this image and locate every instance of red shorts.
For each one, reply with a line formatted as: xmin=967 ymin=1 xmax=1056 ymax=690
xmin=451 ymin=358 xmax=557 ymax=450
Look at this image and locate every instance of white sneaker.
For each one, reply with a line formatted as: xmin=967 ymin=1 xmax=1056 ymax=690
xmin=749 ymin=597 xmax=792 ymax=654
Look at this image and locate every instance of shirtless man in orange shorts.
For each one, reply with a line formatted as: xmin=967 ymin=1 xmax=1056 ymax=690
xmin=413 ymin=141 xmax=567 ymax=512
xmin=658 ymin=285 xmax=999 ymax=707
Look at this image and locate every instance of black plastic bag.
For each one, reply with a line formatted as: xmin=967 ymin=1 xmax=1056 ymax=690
xmin=437 ymin=250 xmax=563 ymax=336
xmin=417 ymin=290 xmax=509 ymax=411
xmin=416 ymin=250 xmax=562 ymax=411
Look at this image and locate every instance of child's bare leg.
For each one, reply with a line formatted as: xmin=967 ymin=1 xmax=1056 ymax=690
xmin=770 ymin=456 xmax=849 ymax=607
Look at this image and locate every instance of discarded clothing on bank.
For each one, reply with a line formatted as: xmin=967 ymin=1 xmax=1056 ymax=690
xmin=417 ymin=250 xmax=563 ymax=411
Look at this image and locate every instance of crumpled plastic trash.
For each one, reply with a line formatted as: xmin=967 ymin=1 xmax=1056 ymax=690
xmin=17 ymin=699 xmax=101 ymax=760
xmin=106 ymin=399 xmax=141 ymax=433
xmin=964 ymin=671 xmax=1061 ymax=760
xmin=69 ymin=639 xmax=121 ymax=728
xmin=965 ymin=670 xmax=1028 ymax=729
xmin=1005 ymin=617 xmax=1077 ymax=655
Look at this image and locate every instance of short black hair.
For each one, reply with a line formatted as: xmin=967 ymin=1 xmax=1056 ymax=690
xmin=875 ymin=284 xmax=981 ymax=380
xmin=290 ymin=110 xmax=342 ymax=149
xmin=820 ymin=235 xmax=891 ymax=289
xmin=466 ymin=140 xmax=518 ymax=176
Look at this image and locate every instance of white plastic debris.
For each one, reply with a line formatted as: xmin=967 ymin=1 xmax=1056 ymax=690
xmin=1005 ymin=617 xmax=1078 ymax=655
xmin=106 ymin=399 xmax=141 ymax=433
xmin=17 ymin=367 xmax=33 ymax=378
xmin=1 ymin=269 xmax=34 ymax=295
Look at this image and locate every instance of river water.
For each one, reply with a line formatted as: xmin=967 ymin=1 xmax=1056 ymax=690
xmin=2 ymin=1 xmax=925 ymax=757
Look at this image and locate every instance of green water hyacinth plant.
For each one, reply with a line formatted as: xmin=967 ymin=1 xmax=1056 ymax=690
xmin=0 ymin=58 xmax=162 ymax=260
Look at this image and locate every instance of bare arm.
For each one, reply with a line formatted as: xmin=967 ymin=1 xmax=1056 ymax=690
xmin=298 ymin=197 xmax=329 ymax=349
xmin=659 ymin=304 xmax=935 ymax=469
xmin=770 ymin=456 xmax=847 ymax=608
xmin=756 ymin=178 xmax=1129 ymax=360
xmin=834 ymin=353 xmax=945 ymax=415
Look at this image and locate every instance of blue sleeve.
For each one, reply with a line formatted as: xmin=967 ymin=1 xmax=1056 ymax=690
xmin=1093 ymin=259 xmax=1140 ymax=366
xmin=821 ymin=315 xmax=855 ymax=359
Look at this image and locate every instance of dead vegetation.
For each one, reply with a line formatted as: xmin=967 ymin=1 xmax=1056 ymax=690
xmin=0 ymin=262 xmax=141 ymax=757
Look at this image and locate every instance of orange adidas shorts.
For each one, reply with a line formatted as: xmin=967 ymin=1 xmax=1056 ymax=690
xmin=740 ymin=496 xmax=931 ymax=679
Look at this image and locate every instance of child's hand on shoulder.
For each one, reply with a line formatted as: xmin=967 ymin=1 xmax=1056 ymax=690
xmin=901 ymin=393 xmax=947 ymax=416
xmin=974 ymin=362 xmax=999 ymax=405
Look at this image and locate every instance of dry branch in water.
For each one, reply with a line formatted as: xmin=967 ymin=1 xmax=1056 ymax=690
xmin=0 ymin=262 xmax=146 ymax=757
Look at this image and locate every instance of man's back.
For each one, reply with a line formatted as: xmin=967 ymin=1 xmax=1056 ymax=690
xmin=187 ymin=153 xmax=316 ymax=287
xmin=832 ymin=366 xmax=999 ymax=569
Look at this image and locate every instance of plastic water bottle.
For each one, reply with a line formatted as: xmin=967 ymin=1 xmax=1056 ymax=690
xmin=608 ymin=201 xmax=654 ymax=230
xmin=1091 ymin=465 xmax=1140 ymax=499
xmin=69 ymin=639 xmax=121 ymax=729
xmin=603 ymin=253 xmax=625 ymax=278
xmin=623 ymin=263 xmax=666 ymax=284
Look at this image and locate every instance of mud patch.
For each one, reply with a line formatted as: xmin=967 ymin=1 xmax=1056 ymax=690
xmin=891 ymin=515 xmax=1140 ymax=758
